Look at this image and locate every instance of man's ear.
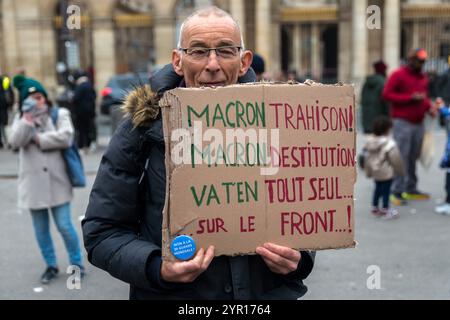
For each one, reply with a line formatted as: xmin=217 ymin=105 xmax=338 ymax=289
xmin=239 ymin=50 xmax=254 ymax=77
xmin=172 ymin=50 xmax=184 ymax=77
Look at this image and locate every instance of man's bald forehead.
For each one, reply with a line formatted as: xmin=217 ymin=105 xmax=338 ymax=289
xmin=182 ymin=15 xmax=239 ymax=37
xmin=183 ymin=6 xmax=238 ymax=27
xmin=184 ymin=12 xmax=238 ymax=29
xmin=177 ymin=6 xmax=243 ymax=48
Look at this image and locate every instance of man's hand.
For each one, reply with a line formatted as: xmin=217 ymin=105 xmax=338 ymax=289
xmin=435 ymin=97 xmax=445 ymax=109
xmin=256 ymin=243 xmax=301 ymax=275
xmin=411 ymin=92 xmax=426 ymax=102
xmin=161 ymin=246 xmax=215 ymax=283
xmin=429 ymin=105 xmax=439 ymax=118
xmin=428 ymin=97 xmax=444 ymax=118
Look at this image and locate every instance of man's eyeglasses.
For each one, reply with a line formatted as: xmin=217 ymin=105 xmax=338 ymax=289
xmin=179 ymin=46 xmax=242 ymax=60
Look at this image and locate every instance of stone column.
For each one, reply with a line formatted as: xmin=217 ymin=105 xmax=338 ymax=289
xmin=4 ymin=0 xmax=56 ymax=93
xmin=2 ymin=0 xmax=58 ymax=95
xmin=90 ymin=0 xmax=116 ymax=91
xmin=292 ymin=24 xmax=302 ymax=73
xmin=154 ymin=18 xmax=176 ymax=66
xmin=351 ymin=0 xmax=368 ymax=86
xmin=255 ymin=0 xmax=272 ymax=70
xmin=311 ymin=23 xmax=321 ymax=80
xmin=338 ymin=0 xmax=352 ymax=83
xmin=412 ymin=20 xmax=419 ymax=49
xmin=154 ymin=1 xmax=177 ymax=66
xmin=229 ymin=0 xmax=246 ymax=45
xmin=0 ymin=4 xmax=5 ymax=73
xmin=38 ymin=15 xmax=58 ymax=96
xmin=92 ymin=19 xmax=116 ymax=91
xmin=7 ymin=0 xmax=42 ymax=78
xmin=383 ymin=0 xmax=400 ymax=73
xmin=270 ymin=18 xmax=281 ymax=73
xmin=1 ymin=0 xmax=21 ymax=74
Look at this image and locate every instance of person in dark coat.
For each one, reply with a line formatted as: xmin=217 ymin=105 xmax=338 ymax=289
xmin=82 ymin=6 xmax=315 ymax=300
xmin=361 ymin=60 xmax=389 ymax=134
xmin=0 ymin=74 xmax=15 ymax=148
xmin=251 ymin=53 xmax=266 ymax=81
xmin=72 ymin=70 xmax=97 ymax=153
xmin=437 ymin=59 xmax=450 ymax=105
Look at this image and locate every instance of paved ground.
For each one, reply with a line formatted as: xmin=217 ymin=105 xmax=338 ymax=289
xmin=1 ymin=117 xmax=449 ymax=300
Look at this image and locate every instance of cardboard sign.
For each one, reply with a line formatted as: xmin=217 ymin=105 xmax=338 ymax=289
xmin=160 ymin=83 xmax=357 ymax=261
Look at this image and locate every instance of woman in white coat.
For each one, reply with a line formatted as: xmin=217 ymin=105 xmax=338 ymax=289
xmin=9 ymin=82 xmax=84 ymax=284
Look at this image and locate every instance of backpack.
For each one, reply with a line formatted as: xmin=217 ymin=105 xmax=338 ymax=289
xmin=357 ymin=149 xmax=368 ymax=170
xmin=50 ymin=107 xmax=86 ymax=188
xmin=362 ymin=140 xmax=395 ymax=179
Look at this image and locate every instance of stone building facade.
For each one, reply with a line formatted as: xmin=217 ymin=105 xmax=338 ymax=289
xmin=0 ymin=0 xmax=449 ymax=96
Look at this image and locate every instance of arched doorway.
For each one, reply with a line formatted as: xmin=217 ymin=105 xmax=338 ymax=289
xmin=321 ymin=25 xmax=338 ymax=84
xmin=54 ymin=0 xmax=94 ymax=84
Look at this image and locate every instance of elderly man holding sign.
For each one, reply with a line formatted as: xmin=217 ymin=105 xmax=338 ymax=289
xmin=83 ymin=6 xmax=315 ymax=300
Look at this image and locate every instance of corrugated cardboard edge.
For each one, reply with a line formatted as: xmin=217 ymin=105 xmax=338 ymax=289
xmin=160 ymin=90 xmax=181 ymax=261
xmin=352 ymin=85 xmax=358 ymax=242
xmin=228 ymin=240 xmax=358 ymax=257
xmin=158 ymin=81 xmax=350 ymax=93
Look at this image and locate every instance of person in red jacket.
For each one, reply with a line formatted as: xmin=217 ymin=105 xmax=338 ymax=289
xmin=383 ymin=48 xmax=437 ymax=205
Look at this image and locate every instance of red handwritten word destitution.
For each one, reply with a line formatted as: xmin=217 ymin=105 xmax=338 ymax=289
xmin=270 ymin=144 xmax=355 ymax=168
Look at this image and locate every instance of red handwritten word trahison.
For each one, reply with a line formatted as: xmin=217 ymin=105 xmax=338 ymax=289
xmin=270 ymin=102 xmax=353 ymax=132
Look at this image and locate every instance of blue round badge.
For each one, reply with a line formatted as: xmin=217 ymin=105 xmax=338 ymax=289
xmin=170 ymin=235 xmax=197 ymax=261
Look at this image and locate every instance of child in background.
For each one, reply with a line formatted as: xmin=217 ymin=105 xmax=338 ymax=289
xmin=363 ymin=116 xmax=405 ymax=219
xmin=435 ymin=97 xmax=450 ymax=216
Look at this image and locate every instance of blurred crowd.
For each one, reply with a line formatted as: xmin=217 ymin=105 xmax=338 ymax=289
xmin=1 ymin=47 xmax=450 ymax=286
xmin=359 ymin=48 xmax=450 ymax=218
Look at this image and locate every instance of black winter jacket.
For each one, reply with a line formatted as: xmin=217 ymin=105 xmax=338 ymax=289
xmin=0 ymin=76 xmax=14 ymax=125
xmin=73 ymin=78 xmax=97 ymax=117
xmin=82 ymin=64 xmax=315 ymax=300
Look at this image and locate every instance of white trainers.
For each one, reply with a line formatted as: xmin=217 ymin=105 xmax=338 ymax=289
xmin=381 ymin=208 xmax=399 ymax=220
xmin=435 ymin=203 xmax=450 ymax=215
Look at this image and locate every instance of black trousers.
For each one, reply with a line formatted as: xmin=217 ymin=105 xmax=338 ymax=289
xmin=373 ymin=179 xmax=393 ymax=209
xmin=74 ymin=114 xmax=92 ymax=149
xmin=445 ymin=172 xmax=450 ymax=203
xmin=0 ymin=124 xmax=5 ymax=147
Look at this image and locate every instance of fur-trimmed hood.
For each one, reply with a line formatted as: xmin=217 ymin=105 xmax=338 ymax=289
xmin=121 ymin=84 xmax=160 ymax=128
xmin=121 ymin=64 xmax=184 ymax=128
xmin=121 ymin=64 xmax=257 ymax=128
